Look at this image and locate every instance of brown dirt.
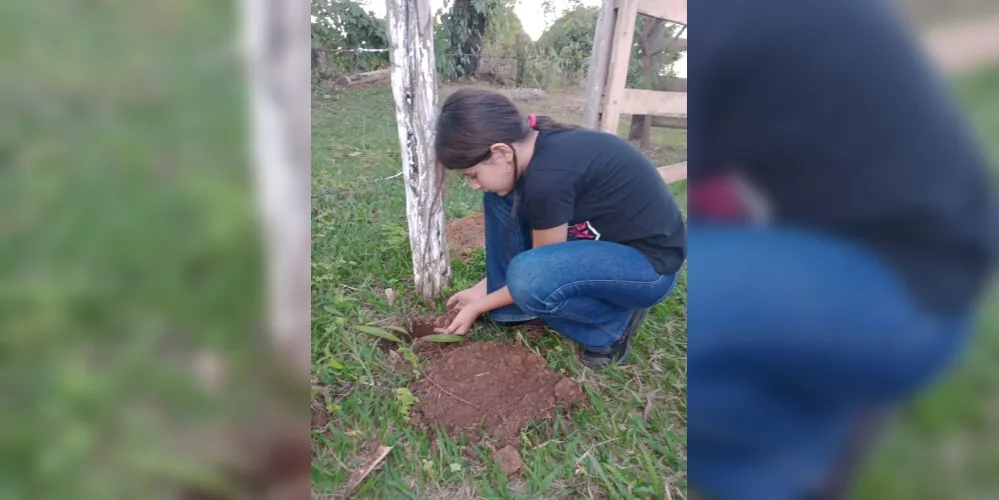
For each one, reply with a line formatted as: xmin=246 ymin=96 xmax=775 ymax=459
xmin=311 ymin=398 xmax=330 ymax=430
xmin=413 ymin=308 xmax=460 ymax=337
xmin=409 ymin=341 xmax=586 ymax=449
xmin=408 ymin=309 xmax=462 ymax=359
xmin=446 ymin=212 xmax=485 ymax=260
xmin=378 ymin=309 xmax=463 ymax=361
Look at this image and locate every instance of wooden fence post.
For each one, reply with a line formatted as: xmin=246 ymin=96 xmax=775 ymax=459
xmin=545 ymin=56 xmax=556 ymax=90
xmin=600 ymin=0 xmax=640 ymax=133
xmin=385 ymin=0 xmax=451 ymax=300
xmin=582 ymin=0 xmax=617 ymax=129
xmin=515 ymin=34 xmax=526 ymax=87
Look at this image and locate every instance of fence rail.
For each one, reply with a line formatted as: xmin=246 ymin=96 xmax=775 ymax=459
xmin=313 ymin=46 xmax=684 ymax=92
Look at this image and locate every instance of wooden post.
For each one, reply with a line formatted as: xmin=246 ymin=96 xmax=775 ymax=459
xmin=385 ymin=0 xmax=451 ymax=299
xmin=515 ymin=34 xmax=526 ymax=87
xmin=600 ymin=0 xmax=639 ymax=133
xmin=582 ymin=0 xmax=617 ymax=129
xmin=243 ymin=0 xmax=311 ymax=375
xmin=545 ymin=56 xmax=556 ymax=90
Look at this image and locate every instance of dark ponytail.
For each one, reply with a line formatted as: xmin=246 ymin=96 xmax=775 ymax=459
xmin=531 ymin=114 xmax=578 ymax=131
xmin=436 ymin=88 xmax=577 ymax=258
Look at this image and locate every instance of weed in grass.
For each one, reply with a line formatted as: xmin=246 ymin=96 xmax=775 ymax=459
xmin=394 ymin=388 xmax=420 ymax=420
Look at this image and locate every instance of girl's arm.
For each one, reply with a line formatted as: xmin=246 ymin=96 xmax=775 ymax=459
xmin=531 ymin=224 xmax=568 ymax=247
xmin=471 ymin=286 xmax=515 ymax=315
xmin=470 ymin=224 xmax=569 ymax=315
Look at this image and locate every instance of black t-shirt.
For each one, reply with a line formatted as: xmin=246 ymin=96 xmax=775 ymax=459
xmin=689 ymin=0 xmax=999 ymax=315
xmin=521 ymin=127 xmax=687 ymax=275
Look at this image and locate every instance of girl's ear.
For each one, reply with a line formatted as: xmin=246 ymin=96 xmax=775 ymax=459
xmin=489 ymin=143 xmax=513 ymax=162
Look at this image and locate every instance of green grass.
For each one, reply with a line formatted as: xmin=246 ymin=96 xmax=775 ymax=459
xmin=852 ymin=65 xmax=999 ymax=499
xmin=1 ymin=3 xmax=279 ymax=498
xmin=313 ymin=65 xmax=999 ymax=499
xmin=311 ymin=87 xmax=688 ymax=499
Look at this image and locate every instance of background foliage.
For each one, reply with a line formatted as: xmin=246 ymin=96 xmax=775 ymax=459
xmin=311 ymin=0 xmax=685 ymax=89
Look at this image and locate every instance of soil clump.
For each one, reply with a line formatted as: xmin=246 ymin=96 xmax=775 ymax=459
xmin=409 ymin=341 xmax=586 ymax=448
xmin=445 ymin=213 xmax=485 ymax=260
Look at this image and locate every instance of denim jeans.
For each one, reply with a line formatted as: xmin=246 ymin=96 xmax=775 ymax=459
xmin=481 ymin=191 xmax=679 ymax=351
xmin=687 ymin=224 xmax=973 ymax=500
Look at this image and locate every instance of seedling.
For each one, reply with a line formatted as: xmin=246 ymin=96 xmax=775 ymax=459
xmin=421 ymin=334 xmax=464 ymax=343
xmin=352 ymin=325 xmax=403 ymax=343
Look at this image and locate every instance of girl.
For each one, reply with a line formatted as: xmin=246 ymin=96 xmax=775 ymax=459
xmin=432 ymin=87 xmax=686 ymax=368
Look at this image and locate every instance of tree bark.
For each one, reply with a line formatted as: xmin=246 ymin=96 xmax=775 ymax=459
xmin=385 ymin=0 xmax=451 ymax=299
xmin=243 ymin=0 xmax=311 ymax=375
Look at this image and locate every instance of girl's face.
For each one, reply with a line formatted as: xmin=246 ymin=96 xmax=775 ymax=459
xmin=460 ymin=143 xmax=517 ymax=195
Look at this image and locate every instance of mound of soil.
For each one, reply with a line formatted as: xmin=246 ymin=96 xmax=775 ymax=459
xmin=409 ymin=341 xmax=586 ymax=449
xmin=445 ymin=213 xmax=485 ymax=260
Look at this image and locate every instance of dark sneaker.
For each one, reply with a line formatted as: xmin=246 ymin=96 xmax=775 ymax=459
xmin=579 ymin=308 xmax=649 ymax=368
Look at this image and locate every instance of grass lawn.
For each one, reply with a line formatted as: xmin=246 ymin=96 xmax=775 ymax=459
xmin=853 ymin=65 xmax=999 ymax=499
xmin=310 ymin=86 xmax=688 ymax=499
xmin=312 ymin=65 xmax=999 ymax=499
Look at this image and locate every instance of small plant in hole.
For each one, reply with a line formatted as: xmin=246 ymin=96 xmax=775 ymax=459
xmin=422 ymin=334 xmax=464 ymax=343
xmin=395 ymin=387 xmax=420 ymax=419
xmin=352 ymin=325 xmax=403 ymax=343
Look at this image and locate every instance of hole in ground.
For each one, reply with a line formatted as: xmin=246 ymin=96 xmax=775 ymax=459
xmin=376 ymin=308 xmax=461 ymax=354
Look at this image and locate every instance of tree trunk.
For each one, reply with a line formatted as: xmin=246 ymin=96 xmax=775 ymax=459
xmin=447 ymin=0 xmax=488 ymax=78
xmin=385 ymin=0 xmax=451 ymax=299
xmin=244 ymin=0 xmax=311 ymax=375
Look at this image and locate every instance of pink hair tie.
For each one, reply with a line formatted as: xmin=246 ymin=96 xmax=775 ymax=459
xmin=527 ymin=113 xmax=537 ymax=129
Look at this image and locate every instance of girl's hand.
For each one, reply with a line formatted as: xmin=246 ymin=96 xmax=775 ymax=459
xmin=435 ymin=305 xmax=482 ymax=335
xmin=446 ymin=284 xmax=486 ymax=311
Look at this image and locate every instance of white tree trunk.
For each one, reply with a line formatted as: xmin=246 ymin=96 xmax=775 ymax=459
xmin=385 ymin=0 xmax=451 ymax=299
xmin=241 ymin=0 xmax=311 ymax=374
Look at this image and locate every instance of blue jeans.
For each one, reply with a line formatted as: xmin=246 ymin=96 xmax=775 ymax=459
xmin=482 ymin=191 xmax=678 ymax=351
xmin=687 ymin=224 xmax=973 ymax=499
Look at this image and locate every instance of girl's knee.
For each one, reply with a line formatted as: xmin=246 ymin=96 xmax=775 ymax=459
xmin=506 ymin=251 xmax=550 ymax=313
